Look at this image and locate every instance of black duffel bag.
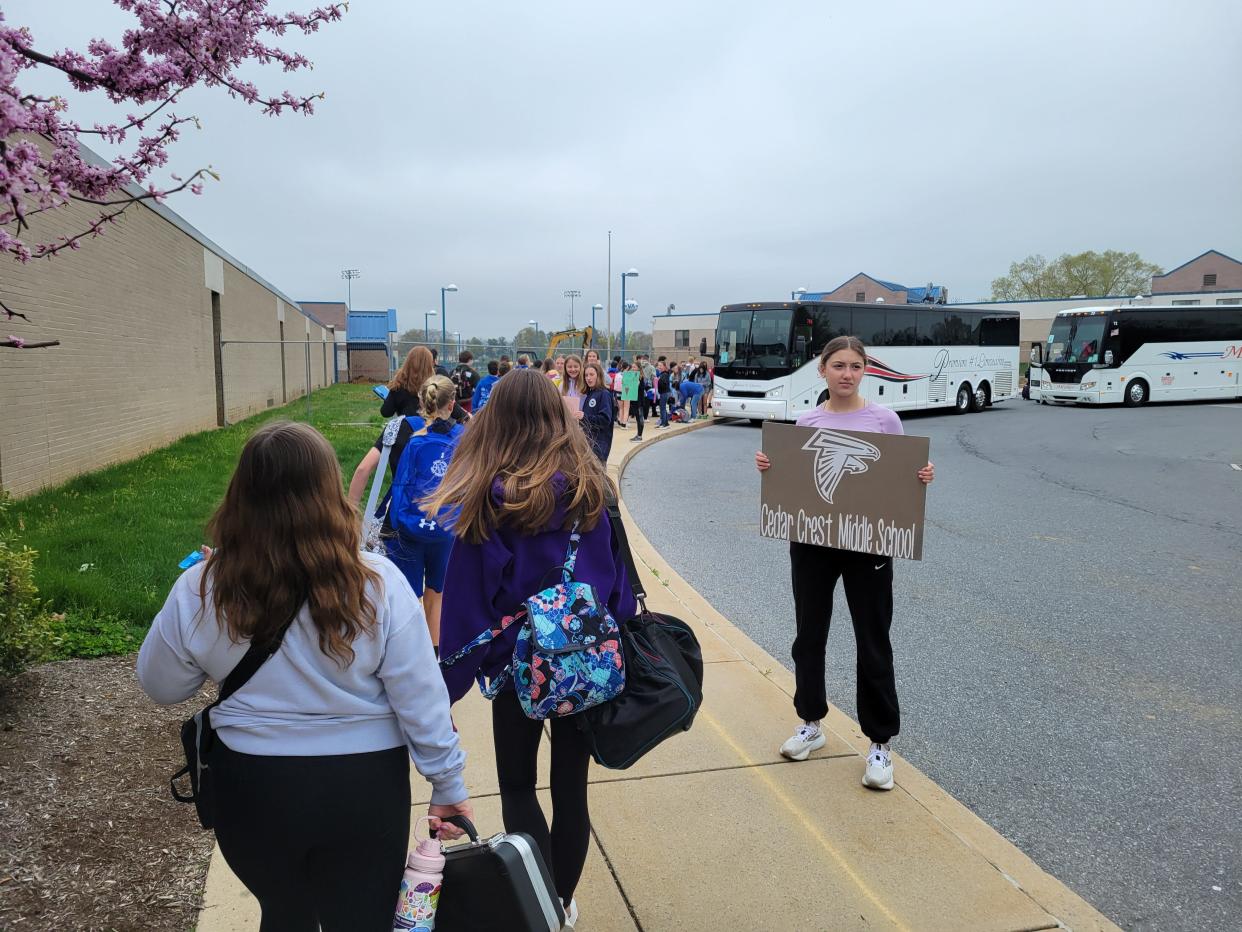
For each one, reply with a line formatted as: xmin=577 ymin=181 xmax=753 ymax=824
xmin=575 ymin=506 xmax=704 ymax=770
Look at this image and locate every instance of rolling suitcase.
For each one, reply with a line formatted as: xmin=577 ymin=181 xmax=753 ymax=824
xmin=433 ymin=816 xmax=565 ymax=932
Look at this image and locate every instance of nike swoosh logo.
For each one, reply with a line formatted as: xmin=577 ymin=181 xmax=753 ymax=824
xmin=874 ymin=563 xmax=886 ymax=570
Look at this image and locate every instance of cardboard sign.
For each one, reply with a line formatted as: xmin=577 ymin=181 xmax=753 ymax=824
xmin=760 ymin=422 xmax=929 ymax=560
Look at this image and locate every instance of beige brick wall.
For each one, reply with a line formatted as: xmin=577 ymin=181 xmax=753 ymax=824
xmin=823 ymin=274 xmax=907 ymax=305
xmin=347 ymin=348 xmax=390 ymax=381
xmin=1151 ymin=252 xmax=1242 ymax=294
xmin=0 ymin=170 xmax=326 ymax=497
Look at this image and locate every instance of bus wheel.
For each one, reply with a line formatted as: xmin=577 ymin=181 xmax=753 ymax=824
xmin=972 ymin=382 xmax=990 ymax=412
xmin=954 ymin=384 xmax=972 ymax=414
xmin=1124 ymin=379 xmax=1149 ymax=407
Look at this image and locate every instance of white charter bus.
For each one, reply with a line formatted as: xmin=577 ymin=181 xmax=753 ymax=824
xmin=1029 ymin=305 xmax=1242 ymax=406
xmin=710 ymin=301 xmax=1020 ymax=422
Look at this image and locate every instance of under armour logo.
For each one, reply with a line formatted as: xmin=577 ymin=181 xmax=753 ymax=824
xmin=802 ymin=429 xmax=881 ymax=504
xmin=419 ymin=517 xmax=437 ymax=530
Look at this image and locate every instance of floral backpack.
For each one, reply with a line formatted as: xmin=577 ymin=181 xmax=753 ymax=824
xmin=439 ymin=525 xmax=626 ymax=720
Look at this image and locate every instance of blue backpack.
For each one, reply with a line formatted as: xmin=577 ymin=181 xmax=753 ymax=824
xmin=440 ymin=525 xmax=626 ymax=720
xmin=389 ymin=418 xmax=463 ymax=541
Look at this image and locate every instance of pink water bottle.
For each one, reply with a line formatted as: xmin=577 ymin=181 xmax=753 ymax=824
xmin=394 ymin=817 xmax=445 ymax=931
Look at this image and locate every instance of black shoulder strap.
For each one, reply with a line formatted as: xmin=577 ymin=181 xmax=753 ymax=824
xmin=605 ymin=500 xmax=647 ymax=604
xmin=215 ymin=604 xmax=301 ymax=707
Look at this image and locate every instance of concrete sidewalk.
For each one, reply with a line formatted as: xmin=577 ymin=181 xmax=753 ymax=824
xmin=198 ymin=416 xmax=1119 ymax=931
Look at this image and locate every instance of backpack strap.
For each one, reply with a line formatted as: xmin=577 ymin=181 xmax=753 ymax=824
xmin=439 ymin=610 xmax=528 ymax=669
xmin=561 ymin=523 xmax=582 ymax=583
xmin=605 ymin=501 xmax=648 ymax=613
xmin=363 ymin=416 xmax=403 ymax=531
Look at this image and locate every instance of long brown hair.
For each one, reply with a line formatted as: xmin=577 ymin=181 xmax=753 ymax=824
xmin=583 ymin=360 xmax=607 ymax=391
xmin=201 ymin=421 xmax=380 ymax=664
xmin=390 ymin=346 xmax=435 ymax=393
xmin=561 ymin=354 xmax=585 ymax=395
xmin=426 ymin=368 xmax=610 ymax=544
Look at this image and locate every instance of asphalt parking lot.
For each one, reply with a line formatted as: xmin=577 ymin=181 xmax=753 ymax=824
xmin=622 ymin=398 xmax=1242 ymax=931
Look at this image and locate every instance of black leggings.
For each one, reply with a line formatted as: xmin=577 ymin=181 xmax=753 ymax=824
xmin=492 ymin=688 xmax=591 ymax=906
xmin=789 ymin=542 xmax=900 ymax=743
xmin=212 ymin=742 xmax=411 ymax=932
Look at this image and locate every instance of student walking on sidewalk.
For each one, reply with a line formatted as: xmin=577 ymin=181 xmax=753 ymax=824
xmin=383 ymin=376 xmax=465 ymax=651
xmin=755 ymin=336 xmax=934 ymax=790
xmin=138 ymin=421 xmax=471 ymax=930
xmin=431 ymin=369 xmax=635 ymax=928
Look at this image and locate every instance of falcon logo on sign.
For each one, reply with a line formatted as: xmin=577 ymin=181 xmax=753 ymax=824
xmin=801 ymin=429 xmax=882 ymax=504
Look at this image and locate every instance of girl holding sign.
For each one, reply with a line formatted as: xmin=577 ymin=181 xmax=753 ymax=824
xmin=755 ymin=335 xmax=934 ymax=790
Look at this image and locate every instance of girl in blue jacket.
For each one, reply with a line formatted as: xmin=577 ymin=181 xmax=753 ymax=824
xmin=428 ymin=369 xmax=634 ymax=928
xmin=579 ymin=361 xmax=615 ymax=464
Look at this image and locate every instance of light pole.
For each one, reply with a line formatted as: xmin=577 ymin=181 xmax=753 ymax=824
xmin=591 ymin=303 xmax=602 ymax=341
xmin=440 ymin=284 xmax=458 ymax=361
xmin=423 ymin=309 xmax=438 ymax=345
xmin=620 ymin=268 xmax=638 ymax=352
xmin=563 ymin=289 xmax=581 ymax=328
xmin=527 ymin=319 xmax=540 ymax=357
xmin=341 ymin=269 xmax=360 ymax=309
xmin=791 ymin=286 xmax=807 ymax=301
xmin=452 ymin=330 xmax=461 ymax=357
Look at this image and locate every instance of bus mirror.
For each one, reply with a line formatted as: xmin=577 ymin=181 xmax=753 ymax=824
xmin=699 ymin=337 xmax=708 ymax=356
xmin=1029 ymin=342 xmax=1043 ymax=365
xmin=795 ymin=335 xmax=808 ymax=360
xmin=1104 ymin=350 xmax=1113 ymax=366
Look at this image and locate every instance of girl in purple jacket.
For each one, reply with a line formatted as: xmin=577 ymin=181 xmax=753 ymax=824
xmin=429 ymin=368 xmax=634 ymax=927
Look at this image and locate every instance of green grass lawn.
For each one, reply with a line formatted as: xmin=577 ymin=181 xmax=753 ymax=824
xmin=3 ymin=383 xmax=387 ymax=658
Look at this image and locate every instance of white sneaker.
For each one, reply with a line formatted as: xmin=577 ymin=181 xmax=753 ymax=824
xmin=562 ymin=898 xmax=578 ymax=929
xmin=779 ymin=721 xmax=825 ymax=761
xmin=863 ymin=742 xmax=894 ymax=790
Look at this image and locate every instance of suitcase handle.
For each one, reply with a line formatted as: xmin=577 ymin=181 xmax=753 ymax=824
xmin=431 ymin=814 xmax=480 ymax=842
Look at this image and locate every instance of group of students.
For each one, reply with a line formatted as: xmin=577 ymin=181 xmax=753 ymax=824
xmin=135 ymin=332 xmax=933 ymax=931
xmin=139 ymin=364 xmax=631 ymax=930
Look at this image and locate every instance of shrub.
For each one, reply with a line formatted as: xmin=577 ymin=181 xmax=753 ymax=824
xmin=0 ymin=495 xmax=57 ymax=675
xmin=51 ymin=609 xmax=145 ymax=659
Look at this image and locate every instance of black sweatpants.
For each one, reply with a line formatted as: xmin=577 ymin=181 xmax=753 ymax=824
xmin=492 ymin=688 xmax=591 ymax=906
xmin=212 ymin=742 xmax=411 ymax=932
xmin=789 ymin=541 xmax=900 ymax=743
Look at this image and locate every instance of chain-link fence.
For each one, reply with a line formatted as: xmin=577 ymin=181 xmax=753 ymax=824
xmin=389 ymin=339 xmax=605 ymax=373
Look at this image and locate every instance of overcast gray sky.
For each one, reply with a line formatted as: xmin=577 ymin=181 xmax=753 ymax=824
xmin=9 ymin=0 xmax=1241 ymax=336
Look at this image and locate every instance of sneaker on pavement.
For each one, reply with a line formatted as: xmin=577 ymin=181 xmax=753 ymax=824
xmin=563 ymin=898 xmax=578 ymax=929
xmin=779 ymin=721 xmax=825 ymax=761
xmin=630 ymin=435 xmax=644 ymax=442
xmin=863 ymin=742 xmax=894 ymax=790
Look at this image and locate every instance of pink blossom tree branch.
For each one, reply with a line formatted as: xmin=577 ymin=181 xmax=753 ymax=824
xmin=0 ymin=1 xmax=345 ymax=266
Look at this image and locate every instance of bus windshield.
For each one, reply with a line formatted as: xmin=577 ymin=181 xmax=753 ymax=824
xmin=1046 ymin=315 xmax=1107 ymax=364
xmin=716 ymin=307 xmax=793 ymax=369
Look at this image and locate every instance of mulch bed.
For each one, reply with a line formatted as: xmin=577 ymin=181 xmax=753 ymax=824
xmin=0 ymin=656 xmax=215 ymax=931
